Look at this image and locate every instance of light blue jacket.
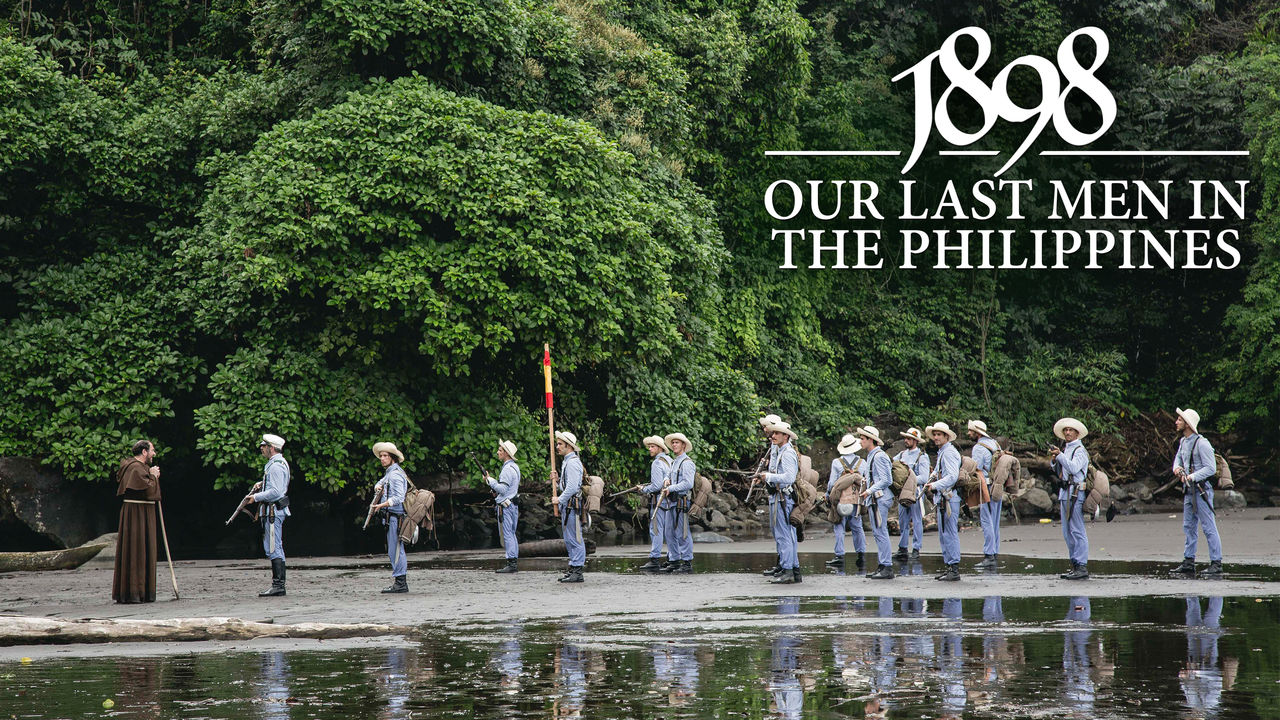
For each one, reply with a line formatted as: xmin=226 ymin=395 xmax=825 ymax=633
xmin=557 ymin=452 xmax=583 ymax=511
xmin=376 ymin=462 xmax=408 ymax=513
xmin=1053 ymin=440 xmax=1090 ymax=498
xmin=643 ymin=453 xmax=672 ymax=495
xmin=972 ymin=436 xmax=999 ymax=476
xmin=863 ymin=446 xmax=893 ymax=502
xmin=667 ymin=453 xmax=696 ymax=495
xmin=254 ymin=454 xmax=291 ymax=518
xmin=932 ymin=442 xmax=961 ymax=493
xmin=1174 ymin=434 xmax=1216 ymax=485
xmin=765 ymin=442 xmax=798 ymax=492
xmin=827 ymin=453 xmax=859 ymax=491
xmin=487 ymin=459 xmax=520 ymax=505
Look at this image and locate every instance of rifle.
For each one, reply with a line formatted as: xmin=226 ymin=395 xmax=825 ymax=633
xmin=224 ymin=483 xmax=260 ymax=526
xmin=468 ymin=452 xmax=491 ymax=480
xmin=742 ymin=444 xmax=773 ymax=503
xmin=609 ymin=487 xmax=641 ymax=499
xmin=362 ymin=486 xmax=385 ymax=530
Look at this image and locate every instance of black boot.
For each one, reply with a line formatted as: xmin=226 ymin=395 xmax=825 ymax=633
xmin=910 ymin=549 xmax=919 ymax=559
xmin=762 ymin=564 xmax=784 ymax=576
xmin=1172 ymin=557 xmax=1196 ymax=574
xmin=935 ymin=562 xmax=951 ymax=580
xmin=855 ymin=552 xmax=866 ymax=570
xmin=495 ymin=559 xmax=518 ymax=574
xmin=770 ymin=568 xmax=798 ymax=585
xmin=673 ymin=560 xmax=693 ymax=574
xmin=793 ymin=566 xmax=802 ymax=584
xmin=976 ymin=554 xmax=997 ymax=570
xmin=1059 ymin=563 xmax=1078 ymax=580
xmin=867 ymin=564 xmax=895 ymax=580
xmin=638 ymin=558 xmax=662 ymax=571
xmin=381 ymin=575 xmax=408 ymax=593
xmin=259 ymin=559 xmax=286 ymax=597
xmin=558 ymin=566 xmax=584 ymax=583
xmin=825 ymin=555 xmax=845 ymax=566
xmin=1066 ymin=563 xmax=1089 ymax=580
xmin=1203 ymin=560 xmax=1223 ymax=576
xmin=659 ymin=559 xmax=679 ymax=573
xmin=893 ymin=548 xmax=909 ymax=560
xmin=937 ymin=563 xmax=960 ymax=581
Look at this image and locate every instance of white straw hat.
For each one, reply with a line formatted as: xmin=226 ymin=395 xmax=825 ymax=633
xmin=924 ymin=422 xmax=957 ymax=442
xmin=900 ymin=427 xmax=926 ymax=443
xmin=1053 ymin=417 xmax=1089 ymax=440
xmin=1176 ymin=408 xmax=1201 ymax=434
xmin=372 ymin=441 xmax=404 ymax=463
xmin=498 ymin=440 xmax=518 ymax=458
xmin=967 ymin=420 xmax=990 ymax=438
xmin=855 ymin=426 xmax=883 ymax=445
xmin=642 ymin=435 xmax=668 ymax=451
xmin=664 ymin=432 xmax=692 ymax=453
xmin=260 ymin=433 xmax=285 ymax=450
xmin=836 ymin=433 xmax=858 ymax=455
xmin=555 ymin=431 xmax=579 ymax=451
xmin=767 ymin=422 xmax=797 ymax=440
xmin=759 ymin=414 xmax=782 ymax=429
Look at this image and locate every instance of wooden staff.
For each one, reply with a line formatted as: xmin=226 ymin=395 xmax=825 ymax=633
xmin=544 ymin=343 xmax=559 ymax=517
xmin=157 ymin=501 xmax=179 ymax=599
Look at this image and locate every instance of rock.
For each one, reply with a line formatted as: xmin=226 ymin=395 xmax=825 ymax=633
xmin=1 ymin=457 xmax=118 ymax=549
xmin=707 ymin=509 xmax=729 ymax=530
xmin=1220 ymin=490 xmax=1247 ymax=509
xmin=594 ymin=519 xmax=617 ymax=534
xmin=721 ymin=492 xmax=739 ymax=511
xmin=1120 ymin=483 xmax=1152 ymax=502
xmin=1109 ymin=484 xmax=1129 ymax=502
xmin=709 ymin=494 xmax=732 ymax=515
xmin=1015 ymin=488 xmax=1054 ymax=515
xmin=692 ymin=531 xmax=734 ymax=543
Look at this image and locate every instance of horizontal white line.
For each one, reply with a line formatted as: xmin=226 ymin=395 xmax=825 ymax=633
xmin=764 ymin=150 xmax=901 ymax=156
xmin=1040 ymin=150 xmax=1250 ymax=156
xmin=939 ymin=150 xmax=999 ymax=155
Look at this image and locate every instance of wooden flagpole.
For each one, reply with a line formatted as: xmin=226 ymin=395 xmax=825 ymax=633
xmin=544 ymin=344 xmax=559 ymax=517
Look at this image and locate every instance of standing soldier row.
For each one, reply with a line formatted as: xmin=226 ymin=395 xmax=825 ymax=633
xmin=121 ymin=404 xmax=1228 ymax=599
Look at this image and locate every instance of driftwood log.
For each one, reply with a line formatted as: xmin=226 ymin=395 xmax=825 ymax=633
xmin=516 ymin=538 xmax=597 ymax=558
xmin=0 ymin=543 xmax=108 ymax=573
xmin=0 ymin=617 xmax=411 ymax=646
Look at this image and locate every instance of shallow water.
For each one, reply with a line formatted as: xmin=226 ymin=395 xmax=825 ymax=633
xmin=5 ymin=595 xmax=1277 ymax=719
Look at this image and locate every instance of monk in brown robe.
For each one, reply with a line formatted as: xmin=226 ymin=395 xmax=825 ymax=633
xmin=112 ymin=439 xmax=161 ymax=603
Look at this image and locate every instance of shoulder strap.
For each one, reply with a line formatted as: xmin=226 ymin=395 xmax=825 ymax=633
xmin=837 ymin=457 xmax=853 ymax=473
xmin=658 ymin=455 xmax=672 ymax=467
xmin=1188 ymin=436 xmax=1200 ymax=473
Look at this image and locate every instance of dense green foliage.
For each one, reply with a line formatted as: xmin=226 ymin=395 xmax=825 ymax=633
xmin=1 ymin=0 xmax=1277 ymax=492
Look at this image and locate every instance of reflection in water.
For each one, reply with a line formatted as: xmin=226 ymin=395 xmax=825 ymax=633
xmin=7 ymin=595 xmax=1276 ymax=720
xmin=555 ymin=623 xmax=588 ymax=717
xmin=770 ymin=597 xmax=804 ymax=718
xmin=1182 ymin=596 xmax=1225 ymax=718
xmin=258 ymin=652 xmax=291 ymax=720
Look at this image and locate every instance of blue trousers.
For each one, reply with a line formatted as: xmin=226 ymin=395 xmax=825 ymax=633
xmin=386 ymin=514 xmax=407 ymax=577
xmin=897 ymin=501 xmax=923 ymax=551
xmin=937 ymin=493 xmax=961 ymax=564
xmin=980 ymin=499 xmax=1002 ymax=555
xmin=770 ymin=494 xmax=799 ymax=569
xmin=261 ymin=513 xmax=285 ymax=561
xmin=1183 ymin=485 xmax=1223 ymax=562
xmin=832 ymin=512 xmax=864 ymax=556
xmin=868 ymin=494 xmax=894 ymax=566
xmin=1061 ymin=490 xmax=1088 ymax=565
xmin=561 ymin=507 xmax=585 ymax=566
xmin=662 ymin=504 xmax=693 ymax=562
xmin=646 ymin=498 xmax=665 ymax=559
xmin=498 ymin=504 xmax=519 ymax=559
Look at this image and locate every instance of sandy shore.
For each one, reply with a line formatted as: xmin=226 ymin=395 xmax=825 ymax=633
xmin=1 ymin=507 xmax=1274 ymax=654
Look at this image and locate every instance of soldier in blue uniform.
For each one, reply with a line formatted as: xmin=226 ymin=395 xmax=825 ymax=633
xmin=893 ymin=427 xmax=930 ymax=560
xmin=923 ymin=422 xmax=962 ymax=582
xmin=858 ymin=426 xmax=895 ymax=580
xmin=244 ymin=433 xmax=290 ymax=597
xmin=551 ymin=431 xmax=586 ymax=583
xmin=825 ymin=433 xmax=865 ymax=570
xmin=659 ymin=432 xmax=696 ymax=573
xmin=1171 ymin=408 xmax=1224 ymax=576
xmin=635 ymin=436 xmax=671 ymax=571
xmin=968 ymin=420 xmax=1002 ymax=570
xmin=370 ymin=441 xmax=409 ymax=592
xmin=757 ymin=422 xmax=801 ymax=584
xmin=486 ymin=440 xmax=521 ymax=574
xmin=1051 ymin=417 xmax=1090 ymax=580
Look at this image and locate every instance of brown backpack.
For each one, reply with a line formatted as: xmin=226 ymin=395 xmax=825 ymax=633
xmin=688 ymin=474 xmax=713 ymax=518
xmin=398 ymin=477 xmax=436 ymax=545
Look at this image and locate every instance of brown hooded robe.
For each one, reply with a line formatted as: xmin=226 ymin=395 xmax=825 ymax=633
xmin=111 ymin=456 xmax=161 ymax=603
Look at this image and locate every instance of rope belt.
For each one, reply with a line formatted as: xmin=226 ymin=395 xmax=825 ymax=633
xmin=122 ymin=499 xmax=156 ymax=505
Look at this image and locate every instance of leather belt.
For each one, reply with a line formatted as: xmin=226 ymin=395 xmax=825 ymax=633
xmin=123 ymin=499 xmax=156 ymax=505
